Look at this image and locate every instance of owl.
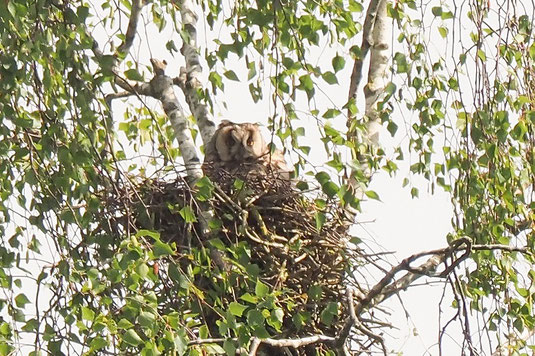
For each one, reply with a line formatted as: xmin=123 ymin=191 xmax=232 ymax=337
xmin=203 ymin=120 xmax=292 ymax=180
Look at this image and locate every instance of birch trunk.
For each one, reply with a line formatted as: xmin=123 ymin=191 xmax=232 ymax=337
xmin=343 ymin=0 xmax=390 ymax=221
xmin=363 ymin=0 xmax=390 ymax=147
xmin=178 ymin=0 xmax=216 ymax=146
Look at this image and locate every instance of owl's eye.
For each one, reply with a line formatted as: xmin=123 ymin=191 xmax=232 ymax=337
xmin=247 ymin=138 xmax=254 ymax=146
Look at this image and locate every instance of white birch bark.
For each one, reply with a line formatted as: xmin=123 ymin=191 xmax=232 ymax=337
xmin=177 ymin=0 xmax=216 ymax=146
xmin=93 ymin=1 xmax=205 ymax=182
xmin=343 ymin=0 xmax=390 ymax=222
xmin=148 ymin=60 xmax=203 ymax=180
xmin=363 ymin=0 xmax=390 ymax=147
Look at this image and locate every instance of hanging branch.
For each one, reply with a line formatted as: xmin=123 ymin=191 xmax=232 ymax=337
xmin=173 ymin=0 xmax=216 ymax=146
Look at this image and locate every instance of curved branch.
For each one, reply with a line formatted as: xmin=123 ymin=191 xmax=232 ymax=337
xmin=355 ymin=239 xmax=532 ymax=315
xmin=116 ymin=0 xmax=144 ymax=59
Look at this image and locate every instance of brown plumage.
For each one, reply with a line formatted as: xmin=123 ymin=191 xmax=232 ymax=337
xmin=203 ymin=120 xmax=292 ymax=180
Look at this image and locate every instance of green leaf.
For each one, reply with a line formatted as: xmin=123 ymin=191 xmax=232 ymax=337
xmin=253 ymin=325 xmax=271 ymax=338
xmin=332 ymin=55 xmax=345 ymax=72
xmin=123 ymin=329 xmax=143 ymax=346
xmin=315 ymin=172 xmax=330 ymax=185
xmin=124 ymin=69 xmax=144 ymax=81
xmin=205 ymin=343 xmax=226 ymax=354
xmin=208 ymin=238 xmax=226 ymax=251
xmin=315 ymin=212 xmax=326 ymax=231
xmin=247 ymin=310 xmax=265 ymax=327
xmin=224 ymin=70 xmax=239 ymax=81
xmin=21 ymin=319 xmax=38 ymax=332
xmin=308 ymin=285 xmax=322 ymax=300
xmin=255 ymin=280 xmax=269 ymax=297
xmin=179 ymin=206 xmax=197 ymax=223
xmin=153 ymin=240 xmax=174 ymax=257
xmin=90 ymin=336 xmax=108 ymax=350
xmin=240 ymin=293 xmax=258 ymax=304
xmin=81 ymin=306 xmax=95 ymax=321
xmin=247 ymin=62 xmax=257 ymax=80
xmin=223 ymin=340 xmax=236 ymax=356
xmin=138 ymin=311 xmax=157 ymax=328
xmin=323 ymin=108 xmax=341 ymax=119
xmin=15 ymin=293 xmax=30 ymax=308
xmin=431 ymin=6 xmax=442 ymax=16
xmin=199 ymin=325 xmax=209 ymax=339
xmin=118 ymin=319 xmax=134 ymax=329
xmin=135 ymin=230 xmax=161 ymax=241
xmin=365 ymin=190 xmax=381 ymax=201
xmin=229 ymin=302 xmax=248 ymax=317
xmin=320 ymin=302 xmax=338 ymax=326
xmin=322 ymin=71 xmax=338 ymax=84
xmin=322 ymin=182 xmax=339 ymax=198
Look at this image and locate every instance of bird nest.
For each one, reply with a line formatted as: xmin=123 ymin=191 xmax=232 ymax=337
xmin=98 ymin=165 xmax=359 ymax=353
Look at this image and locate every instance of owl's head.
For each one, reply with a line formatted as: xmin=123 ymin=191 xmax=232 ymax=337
xmin=209 ymin=120 xmax=269 ymax=163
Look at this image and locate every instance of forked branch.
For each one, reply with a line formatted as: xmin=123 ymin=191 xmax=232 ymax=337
xmin=92 ymin=2 xmax=204 ymax=181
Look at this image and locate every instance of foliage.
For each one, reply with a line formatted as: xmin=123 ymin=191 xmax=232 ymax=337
xmin=2 ymin=0 xmax=535 ymax=355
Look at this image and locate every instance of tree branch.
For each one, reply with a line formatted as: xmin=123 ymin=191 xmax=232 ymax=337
xmin=355 ymin=239 xmax=532 ymax=315
xmin=147 ymin=59 xmax=203 ymax=180
xmin=91 ymin=3 xmax=205 ymax=182
xmin=363 ymin=0 xmax=390 ymax=146
xmin=173 ymin=0 xmax=216 ymax=146
xmin=342 ymin=0 xmax=390 ymax=224
xmin=347 ymin=0 xmax=382 ymax=110
xmin=116 ymin=0 xmax=144 ymax=59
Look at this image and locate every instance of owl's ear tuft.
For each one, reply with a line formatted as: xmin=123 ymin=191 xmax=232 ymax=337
xmin=230 ymin=128 xmax=242 ymax=143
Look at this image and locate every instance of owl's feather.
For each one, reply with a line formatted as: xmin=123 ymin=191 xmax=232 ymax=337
xmin=203 ymin=120 xmax=292 ymax=180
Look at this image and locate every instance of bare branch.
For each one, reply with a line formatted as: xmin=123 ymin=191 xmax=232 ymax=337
xmin=355 ymin=239 xmax=532 ymax=316
xmin=356 ymin=238 xmax=471 ymax=314
xmin=249 ymin=335 xmax=336 ymax=352
xmin=104 ymin=91 xmax=135 ymax=108
xmin=248 ymin=338 xmax=261 ymax=356
xmin=187 ymin=338 xmax=236 ymax=346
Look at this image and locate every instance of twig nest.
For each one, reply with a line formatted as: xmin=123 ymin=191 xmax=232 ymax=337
xmin=101 ymin=165 xmax=357 ymax=354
